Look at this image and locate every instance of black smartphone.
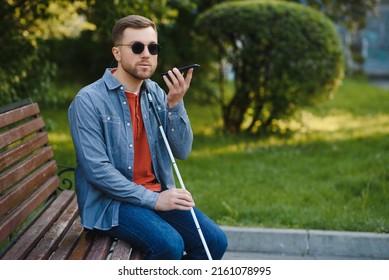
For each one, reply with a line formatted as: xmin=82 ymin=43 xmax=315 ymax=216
xmin=161 ymin=64 xmax=200 ymax=77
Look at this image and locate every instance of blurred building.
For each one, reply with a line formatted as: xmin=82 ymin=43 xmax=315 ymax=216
xmin=362 ymin=0 xmax=389 ymax=77
xmin=337 ymin=0 xmax=389 ymax=77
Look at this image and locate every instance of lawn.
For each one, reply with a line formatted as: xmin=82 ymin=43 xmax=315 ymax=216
xmin=41 ymin=78 xmax=389 ymax=233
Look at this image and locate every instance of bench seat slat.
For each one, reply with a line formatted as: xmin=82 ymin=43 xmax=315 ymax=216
xmin=1 ymin=189 xmax=74 ymax=259
xmin=130 ymin=250 xmax=144 ymax=260
xmin=86 ymin=234 xmax=113 ymax=260
xmin=111 ymin=239 xmax=132 ymax=260
xmin=67 ymin=231 xmax=96 ymax=260
xmin=26 ymin=196 xmax=79 ymax=260
xmin=0 ymin=175 xmax=60 ymax=245
xmin=49 ymin=217 xmax=84 ymax=260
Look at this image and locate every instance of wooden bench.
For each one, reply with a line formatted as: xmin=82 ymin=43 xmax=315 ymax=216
xmin=0 ymin=99 xmax=143 ymax=260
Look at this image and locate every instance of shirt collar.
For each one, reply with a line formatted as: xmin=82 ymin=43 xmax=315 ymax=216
xmin=103 ymin=68 xmax=151 ymax=94
xmin=103 ymin=68 xmax=122 ymax=91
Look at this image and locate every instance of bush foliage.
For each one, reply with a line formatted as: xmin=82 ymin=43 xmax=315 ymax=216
xmin=196 ymin=0 xmax=345 ymax=134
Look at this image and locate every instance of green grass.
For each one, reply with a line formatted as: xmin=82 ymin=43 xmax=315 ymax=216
xmin=41 ymin=78 xmax=389 ymax=233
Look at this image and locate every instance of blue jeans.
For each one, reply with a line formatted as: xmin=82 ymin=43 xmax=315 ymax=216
xmin=102 ymin=203 xmax=228 ymax=260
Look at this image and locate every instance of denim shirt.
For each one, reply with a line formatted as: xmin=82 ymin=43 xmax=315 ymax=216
xmin=68 ymin=69 xmax=193 ymax=230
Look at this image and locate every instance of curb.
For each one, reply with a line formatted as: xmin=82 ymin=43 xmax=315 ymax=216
xmin=221 ymin=226 xmax=389 ymax=259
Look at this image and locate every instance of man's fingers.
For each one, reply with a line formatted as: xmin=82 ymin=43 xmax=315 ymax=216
xmin=184 ymin=68 xmax=193 ymax=87
xmin=175 ymin=188 xmax=192 ymax=196
xmin=174 ymin=204 xmax=193 ymax=211
xmin=172 ymin=68 xmax=185 ymax=84
xmin=168 ymin=69 xmax=180 ymax=85
xmin=174 ymin=190 xmax=194 ymax=206
xmin=154 ymin=188 xmax=196 ymax=211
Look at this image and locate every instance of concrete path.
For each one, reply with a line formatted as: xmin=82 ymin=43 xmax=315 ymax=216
xmin=221 ymin=226 xmax=389 ymax=260
xmin=370 ymin=78 xmax=389 ymax=89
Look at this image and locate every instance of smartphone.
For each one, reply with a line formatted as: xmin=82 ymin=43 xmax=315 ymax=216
xmin=161 ymin=64 xmax=200 ymax=77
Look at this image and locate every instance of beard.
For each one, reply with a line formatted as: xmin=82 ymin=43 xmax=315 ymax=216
xmin=123 ymin=61 xmax=156 ymax=80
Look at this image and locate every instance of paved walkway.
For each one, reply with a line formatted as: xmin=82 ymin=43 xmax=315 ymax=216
xmin=223 ymin=251 xmax=357 ymax=260
xmin=221 ymin=226 xmax=389 ymax=260
xmin=370 ymin=78 xmax=389 ymax=89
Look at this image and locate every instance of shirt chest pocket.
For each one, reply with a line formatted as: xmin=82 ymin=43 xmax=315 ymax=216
xmin=155 ymin=103 xmax=167 ymax=127
xmin=101 ymin=115 xmax=122 ymax=151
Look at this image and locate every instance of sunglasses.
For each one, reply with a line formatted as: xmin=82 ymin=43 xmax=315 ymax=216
xmin=116 ymin=42 xmax=161 ymax=55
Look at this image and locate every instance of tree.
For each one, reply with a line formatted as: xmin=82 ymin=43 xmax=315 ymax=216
xmin=0 ymin=0 xmax=53 ymax=105
xmin=196 ymin=0 xmax=344 ymax=134
xmin=0 ymin=0 xmax=94 ymax=105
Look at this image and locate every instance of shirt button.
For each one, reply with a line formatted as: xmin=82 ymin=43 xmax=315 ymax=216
xmin=120 ymin=86 xmax=124 ymax=90
xmin=128 ymin=166 xmax=132 ymax=170
xmin=129 ymin=144 xmax=133 ymax=148
xmin=157 ymin=106 xmax=161 ymax=110
xmin=127 ymin=122 xmax=131 ymax=126
xmin=171 ymin=128 xmax=175 ymax=131
xmin=107 ymin=117 xmax=110 ymax=121
xmin=168 ymin=112 xmax=172 ymax=116
xmin=123 ymin=101 xmax=127 ymax=105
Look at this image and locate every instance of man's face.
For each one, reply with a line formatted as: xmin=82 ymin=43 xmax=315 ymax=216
xmin=114 ymin=26 xmax=158 ymax=80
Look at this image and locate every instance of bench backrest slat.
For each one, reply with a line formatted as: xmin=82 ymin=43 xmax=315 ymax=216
xmin=0 ymin=146 xmax=54 ymax=193
xmin=0 ymin=132 xmax=49 ymax=171
xmin=0 ymin=161 xmax=57 ymax=218
xmin=0 ymin=117 xmax=45 ymax=150
xmin=0 ymin=100 xmax=59 ymax=248
xmin=0 ymin=102 xmax=40 ymax=129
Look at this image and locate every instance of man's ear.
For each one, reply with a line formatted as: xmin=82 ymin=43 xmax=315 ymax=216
xmin=112 ymin=47 xmax=121 ymax=62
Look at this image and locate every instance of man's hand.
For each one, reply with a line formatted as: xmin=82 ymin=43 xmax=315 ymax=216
xmin=163 ymin=68 xmax=194 ymax=108
xmin=154 ymin=188 xmax=195 ymax=211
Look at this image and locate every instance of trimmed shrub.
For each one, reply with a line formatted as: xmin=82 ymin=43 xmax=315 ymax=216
xmin=196 ymin=0 xmax=345 ymax=134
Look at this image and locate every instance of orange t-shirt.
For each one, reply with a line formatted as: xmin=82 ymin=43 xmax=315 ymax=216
xmin=126 ymin=91 xmax=161 ymax=192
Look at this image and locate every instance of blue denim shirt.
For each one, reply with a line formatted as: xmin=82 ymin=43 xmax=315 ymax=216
xmin=68 ymin=69 xmax=193 ymax=230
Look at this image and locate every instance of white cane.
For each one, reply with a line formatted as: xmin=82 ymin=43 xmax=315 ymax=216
xmin=146 ymin=90 xmax=213 ymax=260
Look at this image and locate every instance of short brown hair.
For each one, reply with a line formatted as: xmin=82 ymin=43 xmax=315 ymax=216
xmin=112 ymin=15 xmax=157 ymax=46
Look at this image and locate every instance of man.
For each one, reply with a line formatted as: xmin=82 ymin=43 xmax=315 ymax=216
xmin=68 ymin=15 xmax=227 ymax=260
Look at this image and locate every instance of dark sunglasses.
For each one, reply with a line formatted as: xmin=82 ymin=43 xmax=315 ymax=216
xmin=116 ymin=42 xmax=161 ymax=55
